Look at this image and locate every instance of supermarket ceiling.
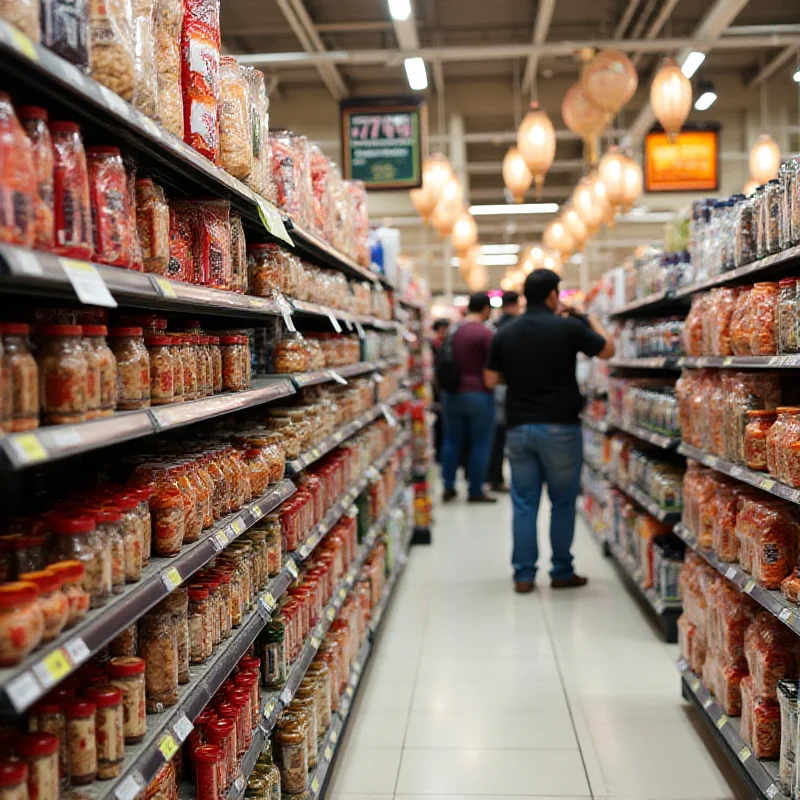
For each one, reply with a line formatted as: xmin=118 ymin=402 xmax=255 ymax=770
xmin=225 ymin=0 xmax=800 ymax=287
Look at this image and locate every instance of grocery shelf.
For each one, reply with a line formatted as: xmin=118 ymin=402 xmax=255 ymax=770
xmin=0 ymin=378 xmax=297 ymax=471
xmin=580 ymin=414 xmax=611 ymax=433
xmin=674 ymin=523 xmax=800 ymax=638
xmin=679 ymin=355 xmax=800 ymax=369
xmin=0 ymin=479 xmax=296 ymax=716
xmin=611 ymin=478 xmax=682 ymax=524
xmin=608 ymin=417 xmax=682 ymax=450
xmin=609 ymin=356 xmax=682 ymax=370
xmin=289 ymin=299 xmax=397 ymax=332
xmin=679 ymin=662 xmax=786 ymax=800
xmin=677 ymin=443 xmax=800 ymax=505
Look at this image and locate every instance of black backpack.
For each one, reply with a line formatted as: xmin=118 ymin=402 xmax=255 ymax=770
xmin=434 ymin=325 xmax=461 ymax=392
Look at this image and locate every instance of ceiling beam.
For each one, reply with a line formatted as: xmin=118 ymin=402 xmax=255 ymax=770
xmin=316 ymin=21 xmax=393 ymax=33
xmin=628 ymin=0 xmax=658 ymax=40
xmin=521 ymin=0 xmax=556 ymax=94
xmin=632 ymin=0 xmax=681 ymax=66
xmin=747 ymin=45 xmax=797 ymax=88
xmin=615 ymin=0 xmax=643 ymax=38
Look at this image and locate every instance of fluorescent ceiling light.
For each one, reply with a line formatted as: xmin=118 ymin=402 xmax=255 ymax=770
xmin=388 ymin=0 xmax=411 ymax=20
xmin=681 ymin=51 xmax=705 ymax=78
xmin=404 ymin=57 xmax=427 ymax=91
xmin=489 ymin=296 xmax=503 ymax=308
xmin=450 ymin=254 xmax=519 ymax=267
xmin=469 ymin=203 xmax=559 ymax=216
xmin=694 ymin=90 xmax=717 ymax=111
xmin=794 ymin=69 xmax=800 ymax=83
xmin=480 ymin=244 xmax=520 ymax=254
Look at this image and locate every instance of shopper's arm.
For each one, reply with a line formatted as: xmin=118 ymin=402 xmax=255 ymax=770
xmin=587 ymin=314 xmax=616 ymax=360
xmin=484 ymin=368 xmax=503 ymax=389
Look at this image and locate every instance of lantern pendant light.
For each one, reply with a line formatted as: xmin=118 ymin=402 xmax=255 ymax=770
xmin=749 ymin=134 xmax=781 ymax=185
xmin=542 ymin=250 xmax=562 ymax=273
xmin=430 ymin=177 xmax=463 ymax=237
xmin=562 ymin=82 xmax=609 ymax=165
xmin=467 ymin=263 xmax=488 ymax=292
xmin=451 ymin=211 xmax=478 ymax=256
xmin=650 ymin=58 xmax=692 ymax=143
xmin=517 ymin=102 xmax=556 ymax=197
xmin=563 ymin=206 xmax=588 ymax=252
xmin=459 ymin=243 xmax=481 ymax=281
xmin=582 ymin=49 xmax=638 ymax=114
xmin=573 ymin=176 xmax=603 ymax=234
xmin=598 ymin=147 xmax=627 ymax=208
xmin=410 ymin=186 xmax=437 ymax=223
xmin=620 ymin=154 xmax=643 ymax=211
xmin=502 ymin=147 xmax=533 ymax=203
xmin=421 ymin=153 xmax=453 ymax=202
xmin=543 ymin=219 xmax=574 ymax=260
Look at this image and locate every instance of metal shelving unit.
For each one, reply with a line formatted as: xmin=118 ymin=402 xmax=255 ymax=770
xmin=609 ymin=356 xmax=682 ymax=370
xmin=608 ymin=417 xmax=682 ymax=450
xmin=611 ymin=478 xmax=682 ymax=524
xmin=679 ymin=354 xmax=800 ymax=369
xmin=580 ymin=414 xmax=611 ymax=433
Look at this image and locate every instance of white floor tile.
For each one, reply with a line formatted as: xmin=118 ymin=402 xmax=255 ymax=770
xmin=326 ymin=748 xmax=402 ymax=794
xmin=342 ymin=710 xmax=409 ymax=749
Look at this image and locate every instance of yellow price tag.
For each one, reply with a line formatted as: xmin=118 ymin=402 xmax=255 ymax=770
xmin=263 ymin=592 xmax=275 ymax=609
xmin=232 ymin=518 xmax=244 ymax=536
xmin=10 ymin=433 xmax=47 ymax=464
xmin=760 ymin=478 xmax=776 ymax=491
xmin=154 ymin=277 xmax=177 ymax=298
xmin=159 ymin=733 xmax=179 ymax=761
xmin=716 ymin=714 xmax=728 ymax=729
xmin=739 ymin=746 xmax=751 ymax=762
xmin=330 ymin=729 xmax=338 ymax=743
xmin=252 ymin=506 xmax=263 ymax=520
xmin=310 ymin=777 xmax=319 ymax=794
xmin=287 ymin=560 xmax=298 ymax=579
xmin=326 ymin=606 xmax=335 ymax=621
xmin=744 ymin=579 xmax=756 ymax=594
xmin=9 ymin=28 xmax=38 ymax=60
xmin=162 ymin=567 xmax=181 ymax=591
xmin=42 ymin=649 xmax=71 ymax=682
xmin=324 ymin=746 xmax=332 ymax=761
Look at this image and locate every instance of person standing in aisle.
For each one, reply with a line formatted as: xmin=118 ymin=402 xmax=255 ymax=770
xmin=439 ymin=292 xmax=496 ymax=504
xmin=487 ymin=290 xmax=521 ymax=492
xmin=484 ymin=270 xmax=615 ymax=592
xmin=430 ymin=319 xmax=451 ymax=462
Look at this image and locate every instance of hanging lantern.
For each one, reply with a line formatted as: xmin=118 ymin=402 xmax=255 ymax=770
xmin=458 ymin=243 xmax=481 ymax=280
xmin=598 ymin=147 xmax=627 ymax=208
xmin=749 ymin=134 xmax=781 ymax=185
xmin=451 ymin=211 xmax=478 ymax=256
xmin=542 ymin=250 xmax=562 ymax=273
xmin=500 ymin=275 xmax=515 ymax=291
xmin=582 ymin=49 xmax=638 ymax=114
xmin=562 ymin=82 xmax=609 ymax=164
xmin=421 ymin=153 xmax=452 ymax=202
xmin=650 ymin=58 xmax=692 ymax=143
xmin=466 ymin=263 xmax=488 ymax=292
xmin=572 ymin=177 xmax=603 ymax=234
xmin=543 ymin=219 xmax=574 ymax=260
xmin=519 ymin=244 xmax=545 ymax=274
xmin=563 ymin=206 xmax=588 ymax=251
xmin=743 ymin=178 xmax=759 ymax=197
xmin=430 ymin=177 xmax=463 ymax=236
xmin=410 ymin=186 xmax=437 ymax=223
xmin=620 ymin=154 xmax=643 ymax=210
xmin=502 ymin=147 xmax=533 ymax=203
xmin=517 ymin=102 xmax=556 ymax=196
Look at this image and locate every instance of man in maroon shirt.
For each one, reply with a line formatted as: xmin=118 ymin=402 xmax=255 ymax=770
xmin=441 ymin=293 xmax=496 ymax=503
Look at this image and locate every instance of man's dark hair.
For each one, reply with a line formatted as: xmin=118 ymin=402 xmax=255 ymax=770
xmin=501 ymin=290 xmax=519 ymax=307
xmin=524 ymin=269 xmax=561 ymax=305
xmin=467 ymin=292 xmax=491 ymax=313
xmin=432 ymin=318 xmax=450 ymax=333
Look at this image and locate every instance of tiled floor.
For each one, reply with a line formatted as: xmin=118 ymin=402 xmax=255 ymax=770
xmin=327 ymin=487 xmax=749 ymax=800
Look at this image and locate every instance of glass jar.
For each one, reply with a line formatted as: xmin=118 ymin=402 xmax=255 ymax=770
xmin=107 ymin=656 xmax=147 ymax=744
xmin=783 ymin=407 xmax=800 ymax=488
xmin=199 ymin=336 xmax=214 ymax=397
xmin=108 ymin=327 xmax=150 ymax=410
xmin=780 ymin=160 xmax=795 ymax=250
xmin=261 ymin=518 xmax=282 ymax=577
xmin=17 ymin=732 xmax=59 ymax=800
xmin=179 ymin=335 xmax=198 ymax=401
xmin=260 ymin=618 xmax=287 ymax=689
xmin=136 ymin=178 xmax=170 ymax=274
xmin=85 ymin=514 xmax=112 ymax=608
xmin=110 ymin=623 xmax=137 ymax=657
xmin=29 ymin=699 xmax=68 ymax=787
xmin=48 ymin=560 xmax=88 ymax=628
xmin=0 ymin=581 xmax=43 ymax=667
xmin=113 ymin=495 xmax=143 ymax=583
xmin=145 ymin=336 xmax=175 ymax=406
xmin=139 ymin=606 xmax=179 ymax=712
xmin=163 ymin=588 xmax=190 ymax=685
xmin=226 ymin=687 xmax=251 ymax=754
xmin=206 ymin=718 xmax=236 ymax=788
xmin=306 ymin=660 xmax=332 ymax=733
xmin=188 ymin=586 xmax=211 ymax=664
xmin=275 ymin=716 xmax=308 ymax=794
xmin=247 ymin=244 xmax=285 ymax=298
xmin=242 ymin=449 xmax=269 ymax=497
xmin=209 ymin=337 xmax=223 ymax=393
xmin=295 ymin=679 xmax=320 ymax=747
xmin=50 ymin=515 xmax=105 ymax=607
xmin=86 ymin=145 xmax=134 ymax=268
xmin=84 ymin=685 xmax=124 ymax=780
xmin=220 ymin=336 xmax=248 ymax=391
xmin=749 ymin=282 xmax=779 ymax=355
xmin=18 ymin=570 xmax=68 ymax=643
xmin=128 ymin=467 xmax=185 ymax=557
xmin=36 ymin=324 xmax=87 ymax=425
xmin=0 ymin=761 xmax=28 ymax=800
xmin=64 ymin=698 xmax=97 ymax=785
xmin=92 ymin=507 xmax=125 ymax=595
xmin=233 ymin=670 xmax=259 ymax=728
xmin=193 ymin=744 xmax=223 ymax=800
xmin=273 ymin=338 xmax=309 ymax=374
xmin=50 ymin=120 xmax=92 ymax=259
xmin=264 ymin=417 xmax=301 ymax=460
xmin=765 ymin=179 xmax=782 ymax=255
xmin=1 ymin=324 xmax=38 ymax=432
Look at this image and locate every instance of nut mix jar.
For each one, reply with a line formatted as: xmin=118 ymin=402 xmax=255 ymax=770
xmin=108 ymin=327 xmax=150 ymax=410
xmin=145 ymin=335 xmax=175 ymax=405
xmin=18 ymin=569 xmax=68 ymax=643
xmin=64 ymin=698 xmax=97 ymax=785
xmin=48 ymin=560 xmax=89 ymax=628
xmin=0 ymin=761 xmax=28 ymax=800
xmin=82 ymin=325 xmax=117 ymax=418
xmin=139 ymin=603 xmax=179 ymax=712
xmin=50 ymin=515 xmax=107 ymax=608
xmin=1 ymin=323 xmax=39 ymax=431
xmin=36 ymin=324 xmax=88 ymax=425
xmin=128 ymin=465 xmax=185 ymax=557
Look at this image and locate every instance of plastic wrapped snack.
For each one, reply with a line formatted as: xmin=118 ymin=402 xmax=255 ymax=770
xmin=173 ymin=199 xmax=231 ymax=288
xmin=87 ymin=146 xmax=134 ymax=267
xmin=41 ymin=0 xmax=88 ymax=66
xmin=752 ymin=501 xmax=799 ymax=590
xmin=135 ymin=178 xmax=170 ymax=274
xmin=154 ymin=0 xmax=183 ymax=137
xmin=229 ymin=213 xmax=246 ymax=293
xmin=168 ymin=205 xmax=193 ymax=280
xmin=745 ymin=611 xmax=800 ymax=697
xmin=180 ymin=0 xmax=220 ymax=161
xmin=708 ymin=287 xmax=737 ymax=356
xmin=219 ymin=56 xmax=251 ymax=180
xmin=0 ymin=95 xmax=36 ymax=249
xmin=749 ymin=282 xmax=779 ymax=355
xmin=730 ymin=287 xmax=753 ymax=355
xmin=50 ymin=120 xmax=92 ymax=259
xmin=242 ymin=67 xmax=267 ymax=196
xmin=0 ymin=0 xmax=40 ymax=39
xmin=88 ymin=0 xmax=135 ymax=100
xmin=131 ymin=0 xmax=157 ymax=118
xmin=17 ymin=106 xmax=54 ymax=251
xmin=271 ymin=130 xmax=298 ymax=217
xmin=778 ymin=680 xmax=799 ymax=792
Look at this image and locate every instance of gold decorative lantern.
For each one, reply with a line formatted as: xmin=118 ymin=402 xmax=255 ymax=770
xmin=519 ymin=244 xmax=545 ymax=274
xmin=466 ymin=263 xmax=488 ymax=292
xmin=620 ymin=154 xmax=643 ymax=210
xmin=572 ymin=177 xmax=603 ymax=234
xmin=749 ymin=134 xmax=781 ymax=185
xmin=458 ymin=243 xmax=481 ymax=280
xmin=563 ymin=207 xmax=588 ymax=251
xmin=543 ymin=219 xmax=574 ymax=260
xmin=421 ymin=154 xmax=452 ymax=202
xmin=582 ymin=49 xmax=638 ymax=114
xmin=451 ymin=211 xmax=478 ymax=256
xmin=562 ymin=82 xmax=609 ymax=164
xmin=410 ymin=186 xmax=437 ymax=223
xmin=542 ymin=250 xmax=562 ymax=273
xmin=431 ymin=177 xmax=463 ymax=236
xmin=650 ymin=58 xmax=692 ymax=143
xmin=502 ymin=147 xmax=533 ymax=203
xmin=517 ymin=102 xmax=556 ymax=196
xmin=598 ymin=147 xmax=627 ymax=208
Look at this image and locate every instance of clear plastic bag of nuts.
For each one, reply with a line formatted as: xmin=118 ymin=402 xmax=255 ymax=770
xmin=154 ymin=0 xmax=183 ymax=137
xmin=219 ymin=56 xmax=252 ymax=180
xmin=89 ymin=0 xmax=135 ymax=101
xmin=131 ymin=0 xmax=158 ymax=119
xmin=0 ymin=0 xmax=41 ymax=41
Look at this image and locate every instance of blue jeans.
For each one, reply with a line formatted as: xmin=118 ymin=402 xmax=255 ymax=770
xmin=507 ymin=423 xmax=582 ymax=582
xmin=441 ymin=391 xmax=495 ymax=498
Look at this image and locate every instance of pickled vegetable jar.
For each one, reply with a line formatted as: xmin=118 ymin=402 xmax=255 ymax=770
xmin=0 ymin=581 xmax=44 ymax=667
xmin=108 ymin=327 xmax=150 ymax=410
xmin=37 ymin=324 xmax=87 ymax=425
xmin=1 ymin=323 xmax=38 ymax=432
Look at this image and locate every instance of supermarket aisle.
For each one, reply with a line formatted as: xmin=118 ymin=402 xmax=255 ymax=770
xmin=327 ymin=492 xmax=749 ymax=800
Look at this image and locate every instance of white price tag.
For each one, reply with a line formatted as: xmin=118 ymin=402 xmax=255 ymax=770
xmin=173 ymin=713 xmax=194 ymax=742
xmin=381 ymin=404 xmax=398 ymax=428
xmin=8 ymin=248 xmax=43 ymax=276
xmin=779 ymin=607 xmax=794 ymax=623
xmin=343 ymin=314 xmax=354 ymax=331
xmin=63 ymin=637 xmax=90 ymax=666
xmin=115 ymin=772 xmax=144 ymax=800
xmin=275 ymin=294 xmax=296 ymax=332
xmin=256 ymin=198 xmax=293 ymax=245
xmin=51 ymin=428 xmax=83 ymax=449
xmin=373 ymin=372 xmax=384 ymax=384
xmin=60 ymin=259 xmax=117 ymax=307
xmin=328 ymin=312 xmax=343 ymax=333
xmin=328 ymin=370 xmax=348 ymax=385
xmin=725 ymin=566 xmax=737 ymax=580
xmin=355 ymin=320 xmax=366 ymax=339
xmin=280 ymin=687 xmax=292 ymax=705
xmin=6 ymin=672 xmax=41 ymax=712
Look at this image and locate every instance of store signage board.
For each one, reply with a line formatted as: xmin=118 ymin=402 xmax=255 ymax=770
xmin=340 ymin=97 xmax=427 ymax=190
xmin=644 ymin=128 xmax=719 ymax=192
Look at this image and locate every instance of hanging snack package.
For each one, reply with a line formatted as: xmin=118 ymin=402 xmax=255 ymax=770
xmin=17 ymin=106 xmax=55 ymax=251
xmin=218 ymin=56 xmax=251 ymax=180
xmin=50 ymin=120 xmax=92 ymax=259
xmin=88 ymin=0 xmax=135 ymax=101
xmin=154 ymin=0 xmax=183 ymax=138
xmin=131 ymin=0 xmax=157 ymax=119
xmin=168 ymin=205 xmax=193 ymax=281
xmin=180 ymin=0 xmax=220 ymax=161
xmin=0 ymin=0 xmax=40 ymax=40
xmin=41 ymin=0 xmax=88 ymax=66
xmin=173 ymin=199 xmax=231 ymax=288
xmin=0 ymin=95 xmax=37 ymax=249
xmin=86 ymin=145 xmax=134 ymax=267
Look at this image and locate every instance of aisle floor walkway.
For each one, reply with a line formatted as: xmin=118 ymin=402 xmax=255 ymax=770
xmin=328 ymin=492 xmax=748 ymax=800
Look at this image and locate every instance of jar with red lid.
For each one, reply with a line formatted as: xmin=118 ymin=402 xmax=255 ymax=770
xmin=209 ymin=337 xmax=222 ymax=393
xmin=182 ymin=458 xmax=212 ymax=530
xmin=50 ymin=120 xmax=92 ymax=259
xmin=298 ymin=473 xmax=323 ymax=525
xmin=140 ymin=604 xmax=179 ymax=713
xmin=64 ymin=698 xmax=97 ymax=785
xmin=144 ymin=336 xmax=174 ymax=406
xmin=188 ymin=586 xmax=211 ymax=664
xmin=233 ymin=671 xmax=259 ymax=727
xmin=225 ymin=688 xmax=250 ymax=753
xmin=50 ymin=514 xmax=106 ymax=606
xmin=0 ymin=761 xmax=28 ymax=800
xmin=201 ymin=336 xmax=216 ymax=397
xmin=126 ymin=488 xmax=152 ymax=565
xmin=84 ymin=685 xmax=124 ymax=780
xmin=86 ymin=146 xmax=133 ymax=268
xmin=278 ymin=502 xmax=300 ymax=553
xmin=18 ymin=732 xmax=59 ymax=800
xmin=246 ymin=243 xmax=286 ymax=298
xmin=203 ymin=454 xmax=228 ymax=522
xmin=110 ymin=495 xmax=142 ymax=583
xmin=178 ymin=334 xmax=198 ymax=401
xmin=0 ymin=94 xmax=36 ymax=249
xmin=29 ymin=699 xmax=68 ymax=787
xmin=17 ymin=106 xmax=55 ymax=252
xmin=92 ymin=506 xmax=125 ymax=595
xmin=48 ymin=560 xmax=88 ymax=627
xmin=36 ymin=324 xmax=87 ymax=425
xmin=0 ymin=580 xmax=43 ymax=667
xmin=749 ymin=282 xmax=779 ymax=355
xmin=19 ymin=569 xmax=68 ymax=643
xmin=1 ymin=323 xmax=38 ymax=432
xmin=220 ymin=336 xmax=248 ymax=391
xmin=242 ymin=449 xmax=269 ymax=497
xmin=107 ymin=656 xmax=146 ymax=744
xmin=172 ymin=464 xmax=201 ymax=544
xmin=128 ymin=466 xmax=185 ymax=556
xmin=81 ymin=326 xmax=117 ymax=417
xmin=108 ymin=327 xmax=150 ymax=410
xmin=193 ymin=744 xmax=223 ymax=800
xmin=206 ymin=718 xmax=235 ymax=788
xmin=163 ymin=587 xmax=190 ymax=685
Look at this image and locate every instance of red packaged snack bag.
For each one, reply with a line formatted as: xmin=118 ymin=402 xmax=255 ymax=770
xmin=86 ymin=146 xmax=133 ymax=268
xmin=168 ymin=205 xmax=193 ymax=281
xmin=745 ymin=611 xmax=799 ymax=697
xmin=0 ymin=93 xmax=36 ymax=248
xmin=730 ymin=287 xmax=753 ymax=355
xmin=682 ymin=293 xmax=707 ymax=356
xmin=270 ymin=130 xmax=298 ymax=217
xmin=17 ymin=106 xmax=54 ymax=251
xmin=749 ymin=282 xmax=779 ymax=355
xmin=172 ymin=199 xmax=231 ymax=289
xmin=752 ymin=501 xmax=799 ymax=590
xmin=180 ymin=0 xmax=220 ymax=162
xmin=50 ymin=120 xmax=92 ymax=259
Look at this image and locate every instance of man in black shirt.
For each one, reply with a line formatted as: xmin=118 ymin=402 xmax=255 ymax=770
xmin=484 ymin=269 xmax=615 ymax=593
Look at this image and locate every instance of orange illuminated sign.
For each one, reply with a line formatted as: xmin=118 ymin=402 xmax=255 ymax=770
xmin=644 ymin=130 xmax=719 ymax=192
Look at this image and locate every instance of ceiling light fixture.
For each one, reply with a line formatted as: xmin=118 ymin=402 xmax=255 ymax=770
xmin=469 ymin=203 xmax=559 ymax=216
xmin=794 ymin=69 xmax=800 ymax=83
xmin=480 ymin=244 xmax=521 ymax=254
xmin=450 ymin=254 xmax=519 ymax=267
xmin=694 ymin=80 xmax=717 ymax=111
xmin=681 ymin=51 xmax=705 ymax=79
xmin=388 ymin=0 xmax=411 ymax=21
xmin=489 ymin=296 xmax=503 ymax=308
xmin=404 ymin=57 xmax=428 ymax=91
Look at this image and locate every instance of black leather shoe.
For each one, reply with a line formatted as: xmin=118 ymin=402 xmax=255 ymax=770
xmin=467 ymin=494 xmax=498 ymax=503
xmin=551 ymin=574 xmax=589 ymax=589
xmin=442 ymin=489 xmax=457 ymax=503
xmin=514 ymin=580 xmax=535 ymax=594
